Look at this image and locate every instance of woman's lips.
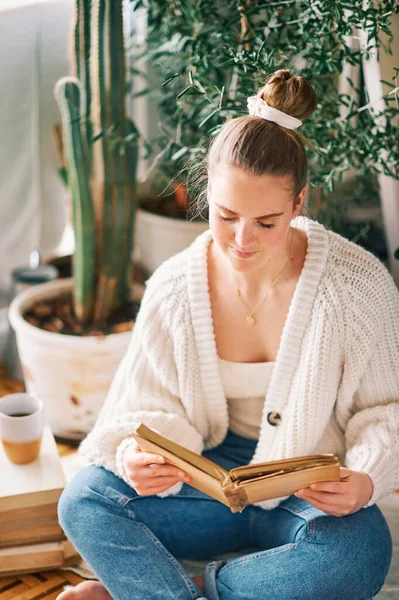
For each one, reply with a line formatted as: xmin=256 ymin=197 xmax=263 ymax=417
xmin=231 ymin=247 xmax=258 ymax=258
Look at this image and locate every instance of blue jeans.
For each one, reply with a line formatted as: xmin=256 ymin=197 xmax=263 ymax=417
xmin=59 ymin=431 xmax=392 ymax=600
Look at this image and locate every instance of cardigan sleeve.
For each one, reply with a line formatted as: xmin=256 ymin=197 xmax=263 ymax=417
xmin=78 ymin=273 xmax=204 ymax=496
xmin=344 ymin=268 xmax=399 ymax=507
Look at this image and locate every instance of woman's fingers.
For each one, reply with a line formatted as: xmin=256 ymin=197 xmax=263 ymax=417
xmin=136 ymin=451 xmax=166 ymax=466
xmin=146 ymin=480 xmax=186 ymax=494
xmin=145 ymin=464 xmax=190 ymax=480
xmin=146 ymin=475 xmax=186 ymax=489
xmin=136 ymin=475 xmax=189 ymax=496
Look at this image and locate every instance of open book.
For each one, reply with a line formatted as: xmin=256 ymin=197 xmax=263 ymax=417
xmin=132 ymin=424 xmax=341 ymax=513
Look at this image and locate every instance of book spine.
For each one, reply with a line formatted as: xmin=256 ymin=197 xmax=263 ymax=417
xmin=0 ymin=503 xmax=58 ymax=525
xmin=0 ymin=514 xmax=58 ymax=528
xmin=0 ymin=525 xmax=65 ymax=548
xmin=223 ymin=485 xmax=249 ymax=513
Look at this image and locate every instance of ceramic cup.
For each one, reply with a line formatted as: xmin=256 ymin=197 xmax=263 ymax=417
xmin=0 ymin=393 xmax=44 ymax=464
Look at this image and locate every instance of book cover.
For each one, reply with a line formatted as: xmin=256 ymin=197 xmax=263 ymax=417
xmin=0 ymin=540 xmax=79 ymax=575
xmin=132 ymin=423 xmax=341 ymax=513
xmin=0 ymin=522 xmax=65 ymax=548
xmin=0 ymin=501 xmax=58 ymax=526
xmin=0 ymin=425 xmax=66 ymax=512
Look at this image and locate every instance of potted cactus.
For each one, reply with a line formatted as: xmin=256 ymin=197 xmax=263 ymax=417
xmin=8 ymin=0 xmax=142 ymax=441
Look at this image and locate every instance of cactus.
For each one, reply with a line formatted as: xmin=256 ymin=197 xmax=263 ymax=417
xmin=54 ymin=0 xmax=139 ymax=326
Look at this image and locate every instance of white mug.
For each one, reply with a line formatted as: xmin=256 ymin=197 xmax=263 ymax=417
xmin=0 ymin=393 xmax=44 ymax=464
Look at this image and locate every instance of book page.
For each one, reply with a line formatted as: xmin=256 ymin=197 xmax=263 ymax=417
xmin=229 ymin=454 xmax=339 ymax=481
xmin=132 ymin=434 xmax=231 ymax=506
xmin=231 ymin=464 xmax=341 ymax=504
xmin=133 ymin=424 xmax=228 ymax=481
xmin=0 ymin=540 xmax=62 ymax=557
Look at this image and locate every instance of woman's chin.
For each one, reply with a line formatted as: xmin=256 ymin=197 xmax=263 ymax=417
xmin=229 ymin=255 xmax=262 ymax=272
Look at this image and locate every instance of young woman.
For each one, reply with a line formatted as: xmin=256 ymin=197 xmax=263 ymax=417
xmin=57 ymin=70 xmax=397 ymax=600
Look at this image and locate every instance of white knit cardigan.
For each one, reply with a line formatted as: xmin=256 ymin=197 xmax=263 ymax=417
xmin=79 ymin=216 xmax=399 ymax=510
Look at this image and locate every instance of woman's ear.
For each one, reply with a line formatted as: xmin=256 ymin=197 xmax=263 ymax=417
xmin=293 ymin=185 xmax=307 ymax=218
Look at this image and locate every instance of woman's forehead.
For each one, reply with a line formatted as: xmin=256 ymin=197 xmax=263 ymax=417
xmin=208 ymin=165 xmax=294 ymax=208
xmin=209 ymin=164 xmax=293 ymax=190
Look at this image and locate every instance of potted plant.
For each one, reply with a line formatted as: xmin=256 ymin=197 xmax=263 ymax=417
xmin=9 ymin=0 xmax=142 ymax=441
xmin=135 ymin=170 xmax=209 ymax=274
xmin=131 ymin=0 xmax=399 ymax=275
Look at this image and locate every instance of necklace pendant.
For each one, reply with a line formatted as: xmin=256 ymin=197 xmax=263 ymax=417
xmin=245 ymin=314 xmax=256 ymax=326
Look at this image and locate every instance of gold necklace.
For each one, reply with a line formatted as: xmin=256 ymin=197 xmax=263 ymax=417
xmin=235 ymin=233 xmax=293 ymax=326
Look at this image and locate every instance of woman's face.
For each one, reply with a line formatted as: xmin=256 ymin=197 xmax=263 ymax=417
xmin=207 ymin=164 xmax=305 ymax=273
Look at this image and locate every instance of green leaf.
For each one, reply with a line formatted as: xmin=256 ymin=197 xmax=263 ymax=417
xmin=91 ymin=131 xmax=103 ymax=144
xmin=57 ymin=167 xmax=68 ymax=188
xmin=380 ymin=79 xmax=396 ymax=89
xmin=177 ymin=85 xmax=194 ymax=98
xmin=162 ymin=73 xmax=181 ymax=87
xmin=132 ymin=87 xmax=151 ymax=98
xmin=394 ymin=247 xmax=399 ymax=260
xmin=171 ymin=146 xmax=189 ymax=161
xmin=199 ymin=108 xmax=219 ymax=128
xmin=256 ymin=40 xmax=266 ymax=64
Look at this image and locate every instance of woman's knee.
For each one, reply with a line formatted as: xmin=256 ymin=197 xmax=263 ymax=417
xmin=309 ymin=505 xmax=393 ymax=598
xmin=58 ymin=465 xmax=129 ymax=536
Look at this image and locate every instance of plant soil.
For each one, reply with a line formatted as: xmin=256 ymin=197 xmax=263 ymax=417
xmin=23 ymin=293 xmax=140 ymax=337
xmin=140 ymin=196 xmax=189 ymax=220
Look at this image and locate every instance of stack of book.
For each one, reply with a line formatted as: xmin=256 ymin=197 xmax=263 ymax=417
xmin=0 ymin=425 xmax=80 ymax=575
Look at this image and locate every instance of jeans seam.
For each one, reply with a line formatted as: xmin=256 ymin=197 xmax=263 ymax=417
xmin=217 ymin=543 xmax=297 ymax=575
xmin=85 ymin=486 xmax=124 ymax=506
xmin=306 ymin=515 xmax=316 ymax=540
xmin=104 ymin=485 xmax=133 ymax=507
xmin=278 ymin=505 xmax=317 ymax=540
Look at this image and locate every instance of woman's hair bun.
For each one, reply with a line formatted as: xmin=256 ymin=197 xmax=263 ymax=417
xmin=257 ymin=69 xmax=317 ymax=121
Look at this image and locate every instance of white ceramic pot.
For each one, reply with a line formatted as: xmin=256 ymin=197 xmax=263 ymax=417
xmin=8 ymin=279 xmax=142 ymax=441
xmin=135 ymin=208 xmax=209 ymax=274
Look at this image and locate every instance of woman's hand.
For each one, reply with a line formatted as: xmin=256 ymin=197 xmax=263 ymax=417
xmin=122 ymin=441 xmax=191 ymax=496
xmin=294 ymin=467 xmax=374 ymax=516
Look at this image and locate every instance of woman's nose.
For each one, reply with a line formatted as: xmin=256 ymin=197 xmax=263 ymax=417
xmin=235 ymin=223 xmax=254 ymax=248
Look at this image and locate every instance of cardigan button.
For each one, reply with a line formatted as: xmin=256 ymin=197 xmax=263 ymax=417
xmin=267 ymin=412 xmax=281 ymax=426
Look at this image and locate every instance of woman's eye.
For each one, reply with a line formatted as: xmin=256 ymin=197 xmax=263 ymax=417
xmin=218 ymin=215 xmax=235 ymax=223
xmin=258 ymin=223 xmax=275 ymax=229
xmin=218 ymin=215 xmax=275 ymax=229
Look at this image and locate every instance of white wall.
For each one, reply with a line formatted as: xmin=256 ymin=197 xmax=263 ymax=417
xmin=0 ymin=0 xmax=74 ymax=306
xmin=361 ymin=9 xmax=399 ymax=284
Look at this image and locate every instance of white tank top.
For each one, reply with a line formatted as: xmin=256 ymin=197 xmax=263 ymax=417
xmin=218 ymin=357 xmax=275 ymax=440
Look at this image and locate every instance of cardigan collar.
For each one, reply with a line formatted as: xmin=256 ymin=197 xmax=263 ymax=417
xmin=187 ymin=217 xmax=330 ymax=452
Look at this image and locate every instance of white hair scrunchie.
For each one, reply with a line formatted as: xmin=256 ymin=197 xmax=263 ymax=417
xmin=247 ymin=95 xmax=302 ymax=130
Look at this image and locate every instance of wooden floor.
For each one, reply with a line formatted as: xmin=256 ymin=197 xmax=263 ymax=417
xmin=0 ymin=570 xmax=86 ymax=600
xmin=0 ymin=366 xmax=85 ymax=599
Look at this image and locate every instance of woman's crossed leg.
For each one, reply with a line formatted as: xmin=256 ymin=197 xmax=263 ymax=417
xmin=58 ymin=464 xmax=392 ymax=600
